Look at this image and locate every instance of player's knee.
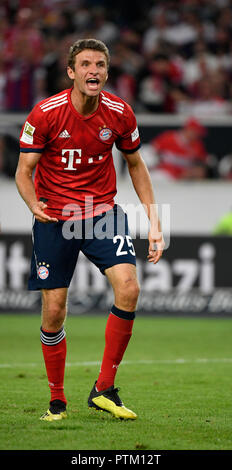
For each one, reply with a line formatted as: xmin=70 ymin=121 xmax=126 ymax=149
xmin=128 ymin=279 xmax=140 ymax=303
xmin=117 ymin=278 xmax=140 ymax=309
xmin=125 ymin=284 xmax=140 ymax=310
xmin=42 ymin=300 xmax=66 ymax=330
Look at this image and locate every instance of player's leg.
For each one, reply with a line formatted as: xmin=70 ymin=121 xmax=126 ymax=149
xmin=106 ymin=262 xmax=139 ymax=311
xmin=28 ymin=219 xmax=80 ymax=421
xmin=40 ymin=287 xmax=68 ymax=421
xmin=88 ymin=263 xmax=139 ymax=419
xmin=96 ymin=263 xmax=139 ymax=390
xmin=84 ymin=205 xmax=139 ymax=418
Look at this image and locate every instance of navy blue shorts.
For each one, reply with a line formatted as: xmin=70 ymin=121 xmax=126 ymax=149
xmin=28 ymin=204 xmax=136 ymax=290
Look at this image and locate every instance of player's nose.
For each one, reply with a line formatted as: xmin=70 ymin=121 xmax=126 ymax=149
xmin=88 ymin=64 xmax=99 ymax=75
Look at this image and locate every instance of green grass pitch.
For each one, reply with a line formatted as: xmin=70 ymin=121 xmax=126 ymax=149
xmin=0 ymin=313 xmax=231 ymax=450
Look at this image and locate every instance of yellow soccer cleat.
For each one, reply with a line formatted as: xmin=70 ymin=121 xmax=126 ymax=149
xmin=88 ymin=382 xmax=137 ymax=420
xmin=40 ymin=400 xmax=67 ymax=422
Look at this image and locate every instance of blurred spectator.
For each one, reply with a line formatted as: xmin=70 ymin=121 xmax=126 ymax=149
xmin=138 ymin=52 xmax=183 ymax=112
xmin=89 ymin=7 xmax=119 ymax=46
xmin=3 ymin=7 xmax=44 ymax=110
xmin=0 ymin=51 xmax=6 ymax=110
xmin=41 ymin=35 xmax=73 ymax=96
xmin=145 ymin=117 xmax=209 ymax=180
xmin=1 ymin=0 xmax=232 ymax=180
xmin=182 ymin=40 xmax=219 ymax=88
xmin=218 ymin=154 xmax=232 ymax=179
xmin=0 ymin=0 xmax=232 ymax=113
xmin=142 ymin=10 xmax=173 ymax=57
xmin=177 ymin=72 xmax=231 ymax=116
xmin=107 ymin=31 xmax=144 ymax=106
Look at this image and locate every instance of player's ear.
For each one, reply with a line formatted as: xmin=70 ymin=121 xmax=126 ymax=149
xmin=67 ymin=66 xmax=75 ymax=80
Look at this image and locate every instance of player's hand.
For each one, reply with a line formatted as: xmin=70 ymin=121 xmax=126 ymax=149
xmin=147 ymin=231 xmax=165 ymax=264
xmin=31 ymin=201 xmax=58 ymax=223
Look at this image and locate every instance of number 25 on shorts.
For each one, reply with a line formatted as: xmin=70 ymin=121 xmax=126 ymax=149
xmin=113 ymin=235 xmax=135 ymax=256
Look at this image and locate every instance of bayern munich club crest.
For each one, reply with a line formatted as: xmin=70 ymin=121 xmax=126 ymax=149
xmin=99 ymin=127 xmax=112 ymax=141
xmin=37 ymin=263 xmax=50 ymax=280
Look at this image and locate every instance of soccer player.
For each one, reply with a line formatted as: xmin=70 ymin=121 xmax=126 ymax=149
xmin=15 ymin=39 xmax=164 ymax=421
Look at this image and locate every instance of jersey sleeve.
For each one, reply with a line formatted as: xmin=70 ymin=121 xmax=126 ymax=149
xmin=115 ymin=103 xmax=141 ymax=154
xmin=19 ymin=104 xmax=49 ymax=153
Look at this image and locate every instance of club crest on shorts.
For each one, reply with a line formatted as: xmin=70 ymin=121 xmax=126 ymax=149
xmin=37 ymin=262 xmax=50 ymax=280
xmin=99 ymin=127 xmax=112 ymax=141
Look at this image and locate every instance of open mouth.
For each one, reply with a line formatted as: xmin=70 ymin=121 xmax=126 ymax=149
xmin=86 ymin=78 xmax=100 ymax=90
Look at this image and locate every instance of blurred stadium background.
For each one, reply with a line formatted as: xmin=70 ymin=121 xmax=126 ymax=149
xmin=0 ymin=0 xmax=232 ymax=317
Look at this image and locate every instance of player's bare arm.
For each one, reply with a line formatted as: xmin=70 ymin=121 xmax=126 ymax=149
xmin=123 ymin=150 xmax=165 ymax=264
xmin=15 ymin=152 xmax=58 ymax=223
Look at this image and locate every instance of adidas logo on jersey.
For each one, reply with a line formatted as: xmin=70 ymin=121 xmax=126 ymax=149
xmin=59 ymin=129 xmax=71 ymax=138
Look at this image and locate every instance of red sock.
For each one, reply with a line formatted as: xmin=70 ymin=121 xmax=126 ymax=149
xmin=96 ymin=307 xmax=135 ymax=392
xmin=40 ymin=327 xmax=67 ymax=405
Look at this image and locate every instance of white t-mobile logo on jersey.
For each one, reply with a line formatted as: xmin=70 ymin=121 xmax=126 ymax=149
xmin=61 ymin=149 xmax=82 ymax=170
xmin=61 ymin=149 xmax=103 ymax=170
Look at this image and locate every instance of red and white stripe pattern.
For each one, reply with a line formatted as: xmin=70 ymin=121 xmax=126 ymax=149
xmin=40 ymin=93 xmax=68 ymax=113
xmin=101 ymin=93 xmax=124 ymax=114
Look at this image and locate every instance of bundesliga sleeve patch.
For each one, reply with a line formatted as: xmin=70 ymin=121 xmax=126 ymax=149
xmin=20 ymin=121 xmax=36 ymax=145
xmin=131 ymin=127 xmax=139 ymax=142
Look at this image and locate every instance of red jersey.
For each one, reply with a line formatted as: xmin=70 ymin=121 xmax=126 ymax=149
xmin=152 ymin=130 xmax=207 ymax=179
xmin=19 ymin=88 xmax=140 ymax=219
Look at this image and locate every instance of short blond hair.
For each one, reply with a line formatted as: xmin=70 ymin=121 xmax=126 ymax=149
xmin=68 ymin=38 xmax=110 ymax=70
